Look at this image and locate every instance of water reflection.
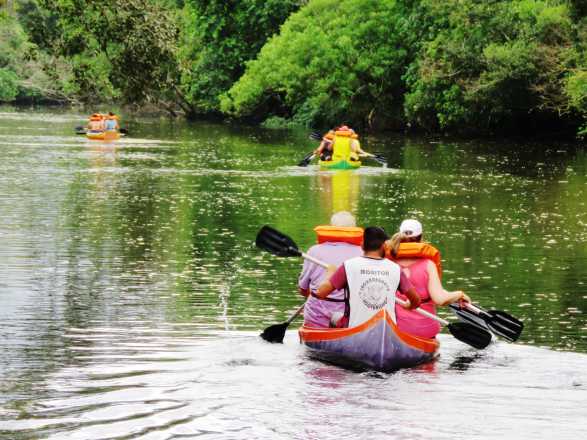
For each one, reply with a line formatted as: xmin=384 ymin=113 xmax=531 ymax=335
xmin=0 ymin=109 xmax=586 ymax=439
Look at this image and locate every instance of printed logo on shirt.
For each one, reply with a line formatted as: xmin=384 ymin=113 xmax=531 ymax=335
xmin=358 ymin=277 xmax=391 ymax=310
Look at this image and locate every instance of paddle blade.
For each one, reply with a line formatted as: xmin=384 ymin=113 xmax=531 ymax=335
xmin=450 ymin=304 xmax=523 ymax=342
xmin=450 ymin=304 xmax=490 ymax=332
xmin=298 ymin=152 xmax=315 ymax=167
xmin=309 ymin=131 xmax=323 ymax=141
xmin=255 ymin=226 xmax=302 ymax=258
xmin=370 ymin=153 xmax=387 ymax=165
xmin=447 ymin=322 xmax=492 ymax=349
xmin=486 ymin=310 xmax=524 ymax=342
xmin=260 ymin=322 xmax=288 ymax=343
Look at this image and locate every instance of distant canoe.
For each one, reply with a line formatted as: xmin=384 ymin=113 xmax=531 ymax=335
xmin=319 ymin=159 xmax=361 ymax=170
xmin=299 ymin=309 xmax=439 ymax=372
xmin=86 ymin=130 xmax=120 ymax=141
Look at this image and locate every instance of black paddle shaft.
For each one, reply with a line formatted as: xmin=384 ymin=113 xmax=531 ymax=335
xmin=260 ymin=303 xmax=305 ymax=344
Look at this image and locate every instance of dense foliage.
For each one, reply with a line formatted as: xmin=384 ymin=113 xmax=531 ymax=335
xmin=179 ymin=0 xmax=302 ymax=116
xmin=224 ymin=0 xmax=587 ymax=134
xmin=2 ymin=0 xmax=587 ymax=136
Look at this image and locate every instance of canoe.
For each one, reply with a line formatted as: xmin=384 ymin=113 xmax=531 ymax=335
xmin=299 ymin=309 xmax=439 ymax=372
xmin=319 ymin=159 xmax=361 ymax=170
xmin=86 ymin=130 xmax=120 ymax=141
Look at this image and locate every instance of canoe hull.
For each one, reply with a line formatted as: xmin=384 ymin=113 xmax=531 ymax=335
xmin=86 ymin=130 xmax=120 ymax=141
xmin=299 ymin=309 xmax=439 ymax=372
xmin=319 ymin=159 xmax=361 ymax=170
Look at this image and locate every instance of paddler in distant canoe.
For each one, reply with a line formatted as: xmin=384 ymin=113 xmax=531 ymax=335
xmin=298 ymin=212 xmax=364 ymax=328
xmin=314 ymin=125 xmax=366 ymax=162
xmin=387 ymin=219 xmax=472 ymax=338
xmin=104 ymin=112 xmax=120 ymax=132
xmin=315 ymin=226 xmax=421 ymax=328
xmin=87 ymin=113 xmax=105 ymax=132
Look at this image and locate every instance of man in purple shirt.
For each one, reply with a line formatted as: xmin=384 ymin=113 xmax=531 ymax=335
xmin=298 ymin=212 xmax=363 ymax=327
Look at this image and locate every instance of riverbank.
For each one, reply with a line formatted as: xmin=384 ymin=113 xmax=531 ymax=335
xmin=2 ymin=1 xmax=586 ymax=138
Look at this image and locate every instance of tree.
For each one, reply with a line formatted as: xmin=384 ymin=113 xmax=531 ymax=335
xmin=36 ymin=0 xmax=181 ymax=104
xmin=179 ymin=0 xmax=302 ymax=116
xmin=221 ymin=0 xmax=414 ymax=128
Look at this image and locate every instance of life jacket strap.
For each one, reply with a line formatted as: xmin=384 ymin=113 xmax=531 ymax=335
xmin=311 ymin=292 xmax=346 ymax=303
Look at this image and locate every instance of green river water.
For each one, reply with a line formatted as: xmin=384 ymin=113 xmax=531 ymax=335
xmin=0 ymin=108 xmax=585 ymax=439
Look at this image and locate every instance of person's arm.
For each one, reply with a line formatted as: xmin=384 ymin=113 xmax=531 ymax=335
xmin=316 ymin=264 xmax=344 ymax=299
xmin=352 ymin=139 xmax=365 ymax=155
xmin=426 ymin=260 xmax=471 ymax=306
xmin=398 ymin=271 xmax=421 ymax=310
xmin=314 ymin=139 xmax=328 ymax=155
xmin=298 ymin=256 xmax=313 ymax=298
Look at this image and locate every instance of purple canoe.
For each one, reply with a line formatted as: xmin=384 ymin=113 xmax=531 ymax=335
xmin=299 ymin=309 xmax=439 ymax=372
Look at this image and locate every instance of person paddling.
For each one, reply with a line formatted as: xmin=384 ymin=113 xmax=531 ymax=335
xmin=104 ymin=112 xmax=119 ymax=132
xmin=387 ymin=219 xmax=471 ymax=338
xmin=298 ymin=212 xmax=363 ymax=328
xmin=87 ymin=113 xmax=104 ymax=132
xmin=314 ymin=125 xmax=366 ymax=162
xmin=314 ymin=129 xmax=335 ymax=161
xmin=315 ymin=226 xmax=421 ymax=328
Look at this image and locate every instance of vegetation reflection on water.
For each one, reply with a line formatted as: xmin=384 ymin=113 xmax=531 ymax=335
xmin=0 ymin=109 xmax=585 ymax=355
xmin=0 ymin=109 xmax=586 ymax=438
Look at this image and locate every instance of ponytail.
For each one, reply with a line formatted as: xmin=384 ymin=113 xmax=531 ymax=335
xmin=388 ymin=232 xmax=407 ymax=257
xmin=388 ymin=231 xmax=423 ymax=257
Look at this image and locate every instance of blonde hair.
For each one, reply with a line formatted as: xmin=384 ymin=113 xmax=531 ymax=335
xmin=388 ymin=231 xmax=422 ymax=256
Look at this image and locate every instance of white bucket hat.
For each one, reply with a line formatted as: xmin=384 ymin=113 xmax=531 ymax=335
xmin=399 ymin=219 xmax=423 ymax=237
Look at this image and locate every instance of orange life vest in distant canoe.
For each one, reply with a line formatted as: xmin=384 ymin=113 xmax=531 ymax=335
xmin=389 ymin=242 xmax=442 ymax=277
xmin=314 ymin=225 xmax=364 ymax=246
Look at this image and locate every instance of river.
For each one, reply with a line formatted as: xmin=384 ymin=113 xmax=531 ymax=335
xmin=0 ymin=108 xmax=585 ymax=439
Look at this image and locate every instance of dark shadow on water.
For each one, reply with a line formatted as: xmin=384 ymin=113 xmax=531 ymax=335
xmin=447 ymin=351 xmax=487 ymax=372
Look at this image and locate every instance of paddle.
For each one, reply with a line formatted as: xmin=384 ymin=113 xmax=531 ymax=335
xmin=298 ymin=151 xmax=316 ymax=167
xmin=260 ymin=303 xmax=305 ymax=343
xmin=360 ymin=152 xmax=387 ymax=166
xmin=255 ymin=225 xmax=492 ymax=349
xmin=75 ymin=126 xmax=128 ymax=135
xmin=297 ymin=132 xmax=324 ymax=167
xmin=449 ymin=303 xmax=523 ymax=342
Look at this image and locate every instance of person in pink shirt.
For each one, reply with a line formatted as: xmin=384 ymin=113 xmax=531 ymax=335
xmin=388 ymin=219 xmax=471 ymax=338
xmin=298 ymin=212 xmax=364 ymax=328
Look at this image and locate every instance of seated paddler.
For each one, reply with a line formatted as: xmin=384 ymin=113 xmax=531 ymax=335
xmin=315 ymin=226 xmax=421 ymax=328
xmin=87 ymin=113 xmax=104 ymax=132
xmin=314 ymin=129 xmax=335 ymax=161
xmin=387 ymin=219 xmax=471 ymax=338
xmin=314 ymin=125 xmax=364 ymax=162
xmin=298 ymin=212 xmax=364 ymax=328
xmin=330 ymin=125 xmax=361 ymax=163
xmin=104 ymin=112 xmax=120 ymax=132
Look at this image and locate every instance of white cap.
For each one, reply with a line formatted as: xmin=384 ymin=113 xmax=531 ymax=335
xmin=399 ymin=219 xmax=423 ymax=237
xmin=330 ymin=211 xmax=356 ymax=227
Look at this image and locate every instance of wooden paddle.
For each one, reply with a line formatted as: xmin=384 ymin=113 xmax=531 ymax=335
xmin=256 ymin=225 xmax=492 ymax=349
xmin=449 ymin=303 xmax=523 ymax=342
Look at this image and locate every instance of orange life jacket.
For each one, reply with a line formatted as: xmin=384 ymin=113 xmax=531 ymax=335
xmin=314 ymin=225 xmax=363 ymax=246
xmin=334 ymin=129 xmax=357 ymax=138
xmin=389 ymin=242 xmax=442 ymax=277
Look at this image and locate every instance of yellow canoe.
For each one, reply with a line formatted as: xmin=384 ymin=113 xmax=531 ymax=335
xmin=86 ymin=130 xmax=121 ymax=141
